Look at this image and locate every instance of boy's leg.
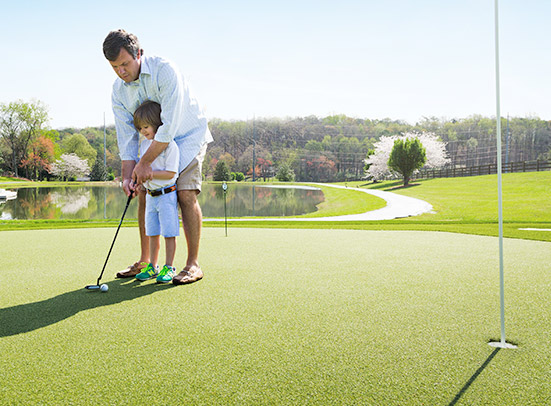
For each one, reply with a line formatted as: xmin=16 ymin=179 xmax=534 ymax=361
xmin=155 ymin=191 xmax=179 ymax=284
xmin=135 ymin=195 xmax=161 ymax=281
xmin=165 ymin=237 xmax=176 ymax=267
xmin=135 ymin=235 xmax=160 ymax=281
xmin=156 ymin=236 xmax=177 ymax=284
xmin=149 ymin=235 xmax=160 ymax=267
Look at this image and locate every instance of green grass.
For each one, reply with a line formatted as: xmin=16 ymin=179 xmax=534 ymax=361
xmin=1 ymin=172 xmax=550 ymax=242
xmin=1 ymin=227 xmax=549 ymax=404
xmin=295 ymin=183 xmax=386 ymax=218
xmin=0 ymin=179 xmax=115 ymax=187
xmin=0 ymin=176 xmax=20 ymax=182
xmin=360 ymin=171 xmax=551 ymax=223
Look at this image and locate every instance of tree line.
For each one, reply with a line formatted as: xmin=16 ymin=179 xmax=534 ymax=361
xmin=205 ymin=114 xmax=551 ymax=182
xmin=1 ymin=100 xmax=550 ymax=182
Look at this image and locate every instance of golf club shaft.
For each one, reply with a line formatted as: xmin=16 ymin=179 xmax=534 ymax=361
xmin=96 ymin=193 xmax=133 ymax=285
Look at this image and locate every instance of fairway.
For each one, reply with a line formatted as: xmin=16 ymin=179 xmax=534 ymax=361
xmin=1 ymin=227 xmax=550 ymax=404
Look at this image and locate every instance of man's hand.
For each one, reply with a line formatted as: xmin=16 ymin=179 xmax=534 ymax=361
xmin=132 ymin=160 xmax=154 ymax=185
xmin=133 ymin=140 xmax=169 ymax=185
xmin=122 ymin=178 xmax=138 ymax=197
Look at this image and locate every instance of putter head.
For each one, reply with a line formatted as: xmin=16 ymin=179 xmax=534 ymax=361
xmin=85 ymin=284 xmax=100 ymax=290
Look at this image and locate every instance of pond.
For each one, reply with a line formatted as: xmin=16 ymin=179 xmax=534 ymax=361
xmin=0 ymin=184 xmax=325 ymax=220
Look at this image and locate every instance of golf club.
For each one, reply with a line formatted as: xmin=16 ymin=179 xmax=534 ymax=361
xmin=85 ymin=191 xmax=134 ymax=291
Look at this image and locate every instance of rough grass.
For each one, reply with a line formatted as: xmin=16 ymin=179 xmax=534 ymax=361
xmin=1 ymin=228 xmax=550 ymax=405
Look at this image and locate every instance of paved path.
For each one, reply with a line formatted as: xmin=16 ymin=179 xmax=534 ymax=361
xmin=307 ymin=183 xmax=433 ymax=221
xmin=207 ymin=183 xmax=433 ymax=222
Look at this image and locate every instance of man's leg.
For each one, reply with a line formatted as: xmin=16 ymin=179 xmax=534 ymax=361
xmin=172 ymin=143 xmax=207 ymax=285
xmin=137 ymin=189 xmax=150 ymax=262
xmin=173 ymin=189 xmax=204 ymax=284
xmin=116 ymin=188 xmax=150 ymax=278
xmin=180 ymin=190 xmax=201 ymax=268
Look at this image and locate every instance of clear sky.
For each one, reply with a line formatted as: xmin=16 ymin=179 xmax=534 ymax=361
xmin=2 ymin=0 xmax=549 ymax=129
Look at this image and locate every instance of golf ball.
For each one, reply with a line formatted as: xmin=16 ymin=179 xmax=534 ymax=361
xmin=100 ymin=284 xmax=109 ymax=292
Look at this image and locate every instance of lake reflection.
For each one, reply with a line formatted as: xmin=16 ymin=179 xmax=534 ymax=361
xmin=0 ymin=184 xmax=324 ymax=220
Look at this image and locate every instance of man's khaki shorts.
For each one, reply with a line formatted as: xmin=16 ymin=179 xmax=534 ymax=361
xmin=176 ymin=143 xmax=207 ymax=193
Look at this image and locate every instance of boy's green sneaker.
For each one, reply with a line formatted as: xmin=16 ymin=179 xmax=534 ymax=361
xmin=135 ymin=263 xmax=159 ymax=281
xmin=156 ymin=265 xmax=176 ymax=284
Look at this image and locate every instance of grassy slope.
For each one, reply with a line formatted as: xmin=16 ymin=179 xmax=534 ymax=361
xmin=1 ymin=228 xmax=549 ymax=404
xmin=367 ymin=171 xmax=551 ymax=223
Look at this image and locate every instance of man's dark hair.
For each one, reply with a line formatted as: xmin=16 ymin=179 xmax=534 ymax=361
xmin=133 ymin=100 xmax=163 ymax=131
xmin=103 ymin=29 xmax=143 ymax=61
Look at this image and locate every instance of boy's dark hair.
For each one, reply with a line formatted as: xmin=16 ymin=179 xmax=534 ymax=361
xmin=103 ymin=29 xmax=143 ymax=61
xmin=133 ymin=100 xmax=162 ymax=131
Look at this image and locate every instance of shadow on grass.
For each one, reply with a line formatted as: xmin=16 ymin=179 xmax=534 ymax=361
xmin=361 ymin=180 xmax=404 ymax=190
xmin=448 ymin=348 xmax=501 ymax=406
xmin=0 ymin=279 xmax=177 ymax=338
xmin=363 ymin=180 xmax=423 ymax=191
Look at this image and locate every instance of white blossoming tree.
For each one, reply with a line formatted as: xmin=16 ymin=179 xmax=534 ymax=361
xmin=365 ymin=132 xmax=450 ymax=182
xmin=50 ymin=153 xmax=90 ymax=181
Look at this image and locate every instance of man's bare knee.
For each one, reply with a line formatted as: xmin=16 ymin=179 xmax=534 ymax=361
xmin=178 ymin=190 xmax=199 ymax=208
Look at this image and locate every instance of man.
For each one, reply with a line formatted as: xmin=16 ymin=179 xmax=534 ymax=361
xmin=103 ymin=29 xmax=213 ymax=285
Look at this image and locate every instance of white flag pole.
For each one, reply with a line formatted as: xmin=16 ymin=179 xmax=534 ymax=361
xmin=489 ymin=0 xmax=517 ymax=350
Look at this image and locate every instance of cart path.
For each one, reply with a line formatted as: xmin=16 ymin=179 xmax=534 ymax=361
xmin=205 ymin=183 xmax=433 ymax=222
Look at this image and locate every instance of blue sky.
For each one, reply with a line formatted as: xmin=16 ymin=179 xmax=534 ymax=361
xmin=2 ymin=0 xmax=549 ymax=129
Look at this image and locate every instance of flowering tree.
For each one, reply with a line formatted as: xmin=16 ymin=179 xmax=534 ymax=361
xmin=20 ymin=136 xmax=55 ymax=180
xmin=50 ymin=153 xmax=90 ymax=181
xmin=365 ymin=132 xmax=450 ymax=181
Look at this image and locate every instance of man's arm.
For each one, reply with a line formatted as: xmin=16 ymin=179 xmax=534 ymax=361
xmin=132 ymin=140 xmax=169 ymax=185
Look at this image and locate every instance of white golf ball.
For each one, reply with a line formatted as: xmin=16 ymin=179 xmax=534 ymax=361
xmin=100 ymin=284 xmax=109 ymax=292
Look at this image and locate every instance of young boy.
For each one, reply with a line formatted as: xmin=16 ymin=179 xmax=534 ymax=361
xmin=132 ymin=100 xmax=180 ymax=283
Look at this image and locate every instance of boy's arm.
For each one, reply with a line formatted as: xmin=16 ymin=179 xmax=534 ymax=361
xmin=151 ymin=170 xmax=177 ymax=181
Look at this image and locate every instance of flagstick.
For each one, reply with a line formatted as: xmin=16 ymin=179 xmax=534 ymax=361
xmin=489 ymin=0 xmax=517 ymax=350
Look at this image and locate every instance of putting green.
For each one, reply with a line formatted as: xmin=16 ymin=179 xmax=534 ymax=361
xmin=1 ymin=228 xmax=550 ymax=404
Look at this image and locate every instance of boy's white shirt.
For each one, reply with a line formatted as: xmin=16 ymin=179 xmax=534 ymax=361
xmin=139 ymin=138 xmax=179 ymax=191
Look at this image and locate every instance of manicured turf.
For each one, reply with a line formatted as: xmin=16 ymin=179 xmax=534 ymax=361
xmin=1 ymin=227 xmax=550 ymax=404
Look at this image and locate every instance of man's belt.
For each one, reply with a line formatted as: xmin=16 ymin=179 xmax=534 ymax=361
xmin=147 ymin=184 xmax=177 ymax=197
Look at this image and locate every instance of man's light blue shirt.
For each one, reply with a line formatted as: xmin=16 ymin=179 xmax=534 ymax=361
xmin=111 ymin=55 xmax=213 ymax=172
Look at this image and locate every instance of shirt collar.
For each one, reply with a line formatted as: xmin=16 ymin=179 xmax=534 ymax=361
xmin=123 ymin=55 xmax=151 ymax=87
xmin=139 ymin=55 xmax=152 ymax=77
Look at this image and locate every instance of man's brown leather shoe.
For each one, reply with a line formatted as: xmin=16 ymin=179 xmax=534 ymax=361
xmin=116 ymin=261 xmax=148 ymax=278
xmin=173 ymin=266 xmax=203 ymax=285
